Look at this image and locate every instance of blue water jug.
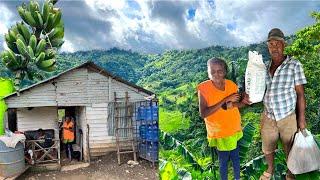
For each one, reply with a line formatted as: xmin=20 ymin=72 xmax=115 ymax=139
xmin=139 ymin=143 xmax=147 ymax=157
xmin=147 ymin=142 xmax=158 ymax=160
xmin=152 ymin=124 xmax=158 ymax=141
xmin=139 ymin=125 xmax=147 ymax=140
xmin=146 ymin=125 xmax=153 ymax=141
xmin=146 ymin=106 xmax=152 ymax=121
xmin=152 ymin=105 xmax=158 ymax=120
xmin=138 ymin=106 xmax=146 ymax=120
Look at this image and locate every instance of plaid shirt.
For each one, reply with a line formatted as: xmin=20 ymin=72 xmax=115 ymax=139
xmin=263 ymin=56 xmax=307 ymax=121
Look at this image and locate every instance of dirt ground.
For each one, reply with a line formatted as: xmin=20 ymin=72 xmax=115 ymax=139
xmin=18 ymin=152 xmax=159 ymax=180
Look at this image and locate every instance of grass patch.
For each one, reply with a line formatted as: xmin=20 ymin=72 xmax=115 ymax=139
xmin=159 ymin=107 xmax=190 ymax=133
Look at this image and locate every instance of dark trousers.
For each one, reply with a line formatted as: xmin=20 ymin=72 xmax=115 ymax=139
xmin=65 ymin=142 xmax=73 ymax=160
xmin=213 ymin=146 xmax=240 ymax=180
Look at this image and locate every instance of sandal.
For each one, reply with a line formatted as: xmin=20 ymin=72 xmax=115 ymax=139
xmin=259 ymin=171 xmax=272 ymax=180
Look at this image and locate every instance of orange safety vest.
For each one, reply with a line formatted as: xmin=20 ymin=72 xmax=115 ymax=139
xmin=197 ymin=79 xmax=241 ymax=139
xmin=62 ymin=121 xmax=74 ymax=141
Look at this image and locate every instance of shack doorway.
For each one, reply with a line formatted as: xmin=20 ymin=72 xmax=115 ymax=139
xmin=58 ymin=106 xmax=85 ymax=164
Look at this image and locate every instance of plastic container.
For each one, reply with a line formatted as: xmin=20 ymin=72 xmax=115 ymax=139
xmin=152 ymin=105 xmax=158 ymax=120
xmin=139 ymin=125 xmax=147 ymax=140
xmin=146 ymin=125 xmax=153 ymax=141
xmin=139 ymin=142 xmax=147 ymax=158
xmin=152 ymin=124 xmax=159 ymax=141
xmin=0 ymin=141 xmax=25 ymax=178
xmin=137 ymin=106 xmax=146 ymax=120
xmin=146 ymin=142 xmax=158 ymax=160
xmin=145 ymin=107 xmax=152 ymax=121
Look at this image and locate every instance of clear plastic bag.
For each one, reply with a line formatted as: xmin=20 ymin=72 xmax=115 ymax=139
xmin=287 ymin=129 xmax=320 ymax=174
xmin=245 ymin=51 xmax=266 ymax=104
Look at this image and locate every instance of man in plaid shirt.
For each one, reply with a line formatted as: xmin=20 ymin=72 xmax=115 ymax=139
xmin=259 ymin=28 xmax=307 ymax=180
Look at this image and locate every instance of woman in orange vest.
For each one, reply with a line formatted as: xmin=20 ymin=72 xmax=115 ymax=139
xmin=62 ymin=116 xmax=75 ymax=161
xmin=197 ymin=58 xmax=251 ymax=180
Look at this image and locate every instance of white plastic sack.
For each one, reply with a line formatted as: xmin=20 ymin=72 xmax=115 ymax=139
xmin=245 ymin=51 xmax=266 ymax=103
xmin=287 ymin=130 xmax=320 ymax=174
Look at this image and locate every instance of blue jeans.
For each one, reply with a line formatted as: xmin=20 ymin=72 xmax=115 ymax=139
xmin=216 ymin=146 xmax=240 ymax=180
xmin=65 ymin=142 xmax=73 ymax=160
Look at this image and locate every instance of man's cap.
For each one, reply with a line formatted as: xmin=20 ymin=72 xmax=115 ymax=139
xmin=267 ymin=28 xmax=285 ymax=41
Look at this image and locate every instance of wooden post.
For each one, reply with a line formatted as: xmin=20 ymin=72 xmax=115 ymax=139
xmin=114 ymin=92 xmax=121 ymax=165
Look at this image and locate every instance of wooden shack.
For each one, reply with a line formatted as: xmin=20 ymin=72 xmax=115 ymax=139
xmin=3 ymin=61 xmax=154 ymax=162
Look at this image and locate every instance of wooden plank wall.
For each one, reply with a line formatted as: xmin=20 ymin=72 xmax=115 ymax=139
xmin=56 ymin=68 xmax=89 ymax=106
xmin=87 ymin=71 xmax=109 ymax=103
xmin=17 ymin=107 xmax=59 ymax=138
xmin=6 ymin=83 xmax=56 ymax=108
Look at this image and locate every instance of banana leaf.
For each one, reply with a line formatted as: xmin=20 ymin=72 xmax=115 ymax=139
xmin=159 ymin=159 xmax=178 ymax=180
xmin=238 ymin=122 xmax=256 ymax=163
xmin=160 ymin=130 xmax=205 ymax=172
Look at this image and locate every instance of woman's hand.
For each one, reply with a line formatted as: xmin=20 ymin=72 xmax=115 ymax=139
xmin=224 ymin=93 xmax=240 ymax=103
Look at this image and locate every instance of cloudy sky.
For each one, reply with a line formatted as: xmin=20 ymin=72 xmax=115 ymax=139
xmin=0 ymin=0 xmax=319 ymax=53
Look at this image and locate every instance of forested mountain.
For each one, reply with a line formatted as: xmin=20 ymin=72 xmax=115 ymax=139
xmin=0 ymin=42 xmax=269 ymax=91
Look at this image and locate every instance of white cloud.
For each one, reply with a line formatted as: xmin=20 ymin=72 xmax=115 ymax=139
xmin=61 ymin=39 xmax=75 ymax=53
xmin=0 ymin=4 xmax=15 ymax=49
xmin=0 ymin=0 xmax=319 ymax=53
xmin=213 ymin=0 xmax=318 ymax=44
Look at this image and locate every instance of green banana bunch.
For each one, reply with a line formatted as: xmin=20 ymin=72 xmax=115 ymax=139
xmin=1 ymin=0 xmax=63 ymax=89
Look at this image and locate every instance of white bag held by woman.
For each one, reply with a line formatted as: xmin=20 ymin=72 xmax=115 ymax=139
xmin=287 ymin=129 xmax=320 ymax=174
xmin=245 ymin=51 xmax=266 ymax=104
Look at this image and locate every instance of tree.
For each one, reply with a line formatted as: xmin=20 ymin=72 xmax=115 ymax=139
xmin=285 ymin=12 xmax=320 ymax=57
xmin=0 ymin=0 xmax=64 ymax=89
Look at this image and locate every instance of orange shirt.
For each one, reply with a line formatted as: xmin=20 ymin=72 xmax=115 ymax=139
xmin=197 ymin=79 xmax=241 ymax=139
xmin=62 ymin=121 xmax=74 ymax=141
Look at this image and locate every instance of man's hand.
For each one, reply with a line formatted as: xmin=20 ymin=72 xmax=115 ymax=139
xmin=298 ymin=120 xmax=306 ymax=131
xmin=241 ymin=92 xmax=252 ymax=105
